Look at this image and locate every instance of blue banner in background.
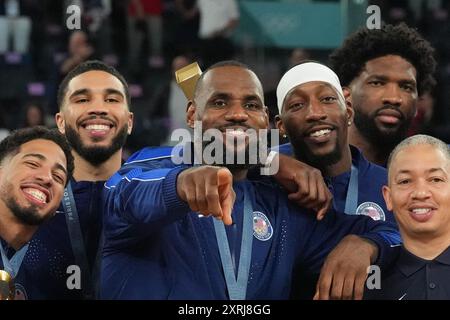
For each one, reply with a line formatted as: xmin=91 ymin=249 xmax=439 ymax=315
xmin=234 ymin=0 xmax=369 ymax=49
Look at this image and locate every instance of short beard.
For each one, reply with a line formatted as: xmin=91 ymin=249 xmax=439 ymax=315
xmin=353 ymin=109 xmax=410 ymax=154
xmin=201 ymin=137 xmax=259 ymax=171
xmin=65 ymin=124 xmax=129 ymax=166
xmin=7 ymin=198 xmax=44 ymax=225
xmin=0 ymin=183 xmax=46 ymax=226
xmin=291 ymin=136 xmax=342 ymax=172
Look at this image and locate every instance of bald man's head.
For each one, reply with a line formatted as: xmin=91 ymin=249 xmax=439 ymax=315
xmin=387 ymin=134 xmax=450 ymax=183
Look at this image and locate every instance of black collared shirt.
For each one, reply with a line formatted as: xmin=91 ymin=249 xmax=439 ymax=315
xmin=365 ymin=245 xmax=450 ymax=300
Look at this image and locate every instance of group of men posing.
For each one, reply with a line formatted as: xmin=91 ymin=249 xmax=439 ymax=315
xmin=1 ymin=23 xmax=449 ymax=300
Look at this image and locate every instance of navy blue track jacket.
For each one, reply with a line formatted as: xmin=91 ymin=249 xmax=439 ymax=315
xmin=100 ymin=146 xmax=400 ymax=299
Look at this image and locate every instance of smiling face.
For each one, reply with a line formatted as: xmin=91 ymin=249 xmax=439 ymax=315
xmin=277 ymin=81 xmax=353 ymax=169
xmin=55 ymin=70 xmax=133 ymax=166
xmin=349 ymin=55 xmax=418 ymax=147
xmin=0 ymin=139 xmax=68 ymax=225
xmin=383 ymin=144 xmax=450 ymax=242
xmin=187 ymin=66 xmax=269 ymax=168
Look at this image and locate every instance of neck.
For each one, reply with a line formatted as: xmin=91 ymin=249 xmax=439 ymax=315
xmin=348 ymin=126 xmax=387 ymax=166
xmin=0 ymin=206 xmax=36 ymax=251
xmin=403 ymin=233 xmax=450 ymax=260
xmin=293 ymin=145 xmax=352 ymax=178
xmin=323 ymin=145 xmax=352 ymax=177
xmin=72 ymin=150 xmax=122 ymax=182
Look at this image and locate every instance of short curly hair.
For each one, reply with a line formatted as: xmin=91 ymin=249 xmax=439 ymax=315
xmin=0 ymin=126 xmax=74 ymax=185
xmin=329 ymin=23 xmax=436 ymax=95
xmin=57 ymin=60 xmax=130 ymax=110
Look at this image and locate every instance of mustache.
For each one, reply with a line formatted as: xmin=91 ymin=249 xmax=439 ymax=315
xmin=375 ymin=105 xmax=405 ymax=119
xmin=77 ymin=115 xmax=116 ymax=126
xmin=216 ymin=123 xmax=252 ymax=131
xmin=303 ymin=121 xmax=336 ymax=133
xmin=24 ymin=181 xmax=50 ymax=188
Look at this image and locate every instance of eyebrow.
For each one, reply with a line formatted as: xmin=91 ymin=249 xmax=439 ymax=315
xmin=286 ymin=83 xmax=337 ymax=99
xmin=369 ymin=74 xmax=416 ymax=85
xmin=69 ymin=88 xmax=125 ymax=100
xmin=105 ymin=88 xmax=125 ymax=98
xmin=399 ymin=79 xmax=417 ymax=86
xmin=211 ymin=92 xmax=262 ymax=103
xmin=396 ymin=168 xmax=446 ymax=175
xmin=243 ymin=94 xmax=263 ymax=103
xmin=69 ymin=88 xmax=89 ymax=100
xmin=23 ymin=153 xmax=68 ymax=176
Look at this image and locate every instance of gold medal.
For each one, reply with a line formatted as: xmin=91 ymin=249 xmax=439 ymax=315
xmin=0 ymin=270 xmax=14 ymax=300
xmin=175 ymin=62 xmax=202 ymax=100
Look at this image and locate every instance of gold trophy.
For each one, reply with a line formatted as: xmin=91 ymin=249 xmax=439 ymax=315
xmin=175 ymin=62 xmax=202 ymax=100
xmin=0 ymin=270 xmax=14 ymax=300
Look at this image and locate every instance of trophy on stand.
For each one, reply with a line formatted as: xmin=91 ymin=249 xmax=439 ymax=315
xmin=0 ymin=270 xmax=14 ymax=300
xmin=175 ymin=62 xmax=202 ymax=100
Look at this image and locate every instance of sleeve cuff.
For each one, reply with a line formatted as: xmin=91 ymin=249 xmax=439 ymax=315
xmin=162 ymin=166 xmax=191 ymax=212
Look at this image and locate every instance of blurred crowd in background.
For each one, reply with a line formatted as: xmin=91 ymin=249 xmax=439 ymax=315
xmin=1 ymin=0 xmax=450 ymax=158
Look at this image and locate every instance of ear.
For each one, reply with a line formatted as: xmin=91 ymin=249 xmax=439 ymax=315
xmin=382 ymin=185 xmax=393 ymax=211
xmin=55 ymin=112 xmax=66 ymax=134
xmin=342 ymin=87 xmax=354 ymax=125
xmin=127 ymin=112 xmax=134 ymax=135
xmin=186 ymin=101 xmax=196 ymax=129
xmin=275 ymin=115 xmax=286 ymax=136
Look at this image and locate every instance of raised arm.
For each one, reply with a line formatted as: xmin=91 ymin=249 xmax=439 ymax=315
xmin=103 ymin=163 xmax=235 ymax=249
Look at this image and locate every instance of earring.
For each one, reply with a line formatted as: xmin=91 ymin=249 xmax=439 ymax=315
xmin=348 ymin=120 xmax=352 ymax=126
xmin=282 ymin=134 xmax=287 ymax=138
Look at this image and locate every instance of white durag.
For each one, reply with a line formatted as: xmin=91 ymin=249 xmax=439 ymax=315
xmin=276 ymin=62 xmax=345 ymax=114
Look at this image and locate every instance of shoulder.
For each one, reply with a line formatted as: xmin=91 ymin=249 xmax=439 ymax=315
xmin=364 ymin=161 xmax=388 ymax=185
xmin=105 ymin=146 xmax=181 ymax=189
xmin=125 ymin=146 xmax=175 ymax=165
xmin=273 ymin=143 xmax=293 ymax=156
xmin=352 ymin=145 xmax=387 ymax=185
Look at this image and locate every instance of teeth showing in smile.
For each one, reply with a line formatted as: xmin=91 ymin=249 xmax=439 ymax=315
xmin=225 ymin=130 xmax=246 ymax=136
xmin=85 ymin=124 xmax=110 ymax=130
xmin=24 ymin=188 xmax=47 ymax=203
xmin=310 ymin=129 xmax=331 ymax=137
xmin=412 ymin=208 xmax=431 ymax=215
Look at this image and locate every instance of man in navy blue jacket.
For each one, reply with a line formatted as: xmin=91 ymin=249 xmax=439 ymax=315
xmin=101 ymin=61 xmax=399 ymax=300
xmin=20 ymin=60 xmax=133 ymax=299
xmin=274 ymin=61 xmax=401 ymax=299
xmin=0 ymin=127 xmax=73 ymax=300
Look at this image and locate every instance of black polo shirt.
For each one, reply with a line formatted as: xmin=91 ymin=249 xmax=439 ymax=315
xmin=365 ymin=245 xmax=450 ymax=300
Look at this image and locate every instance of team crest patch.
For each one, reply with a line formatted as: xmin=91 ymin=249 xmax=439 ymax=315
xmin=253 ymin=212 xmax=273 ymax=241
xmin=356 ymin=202 xmax=385 ymax=221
